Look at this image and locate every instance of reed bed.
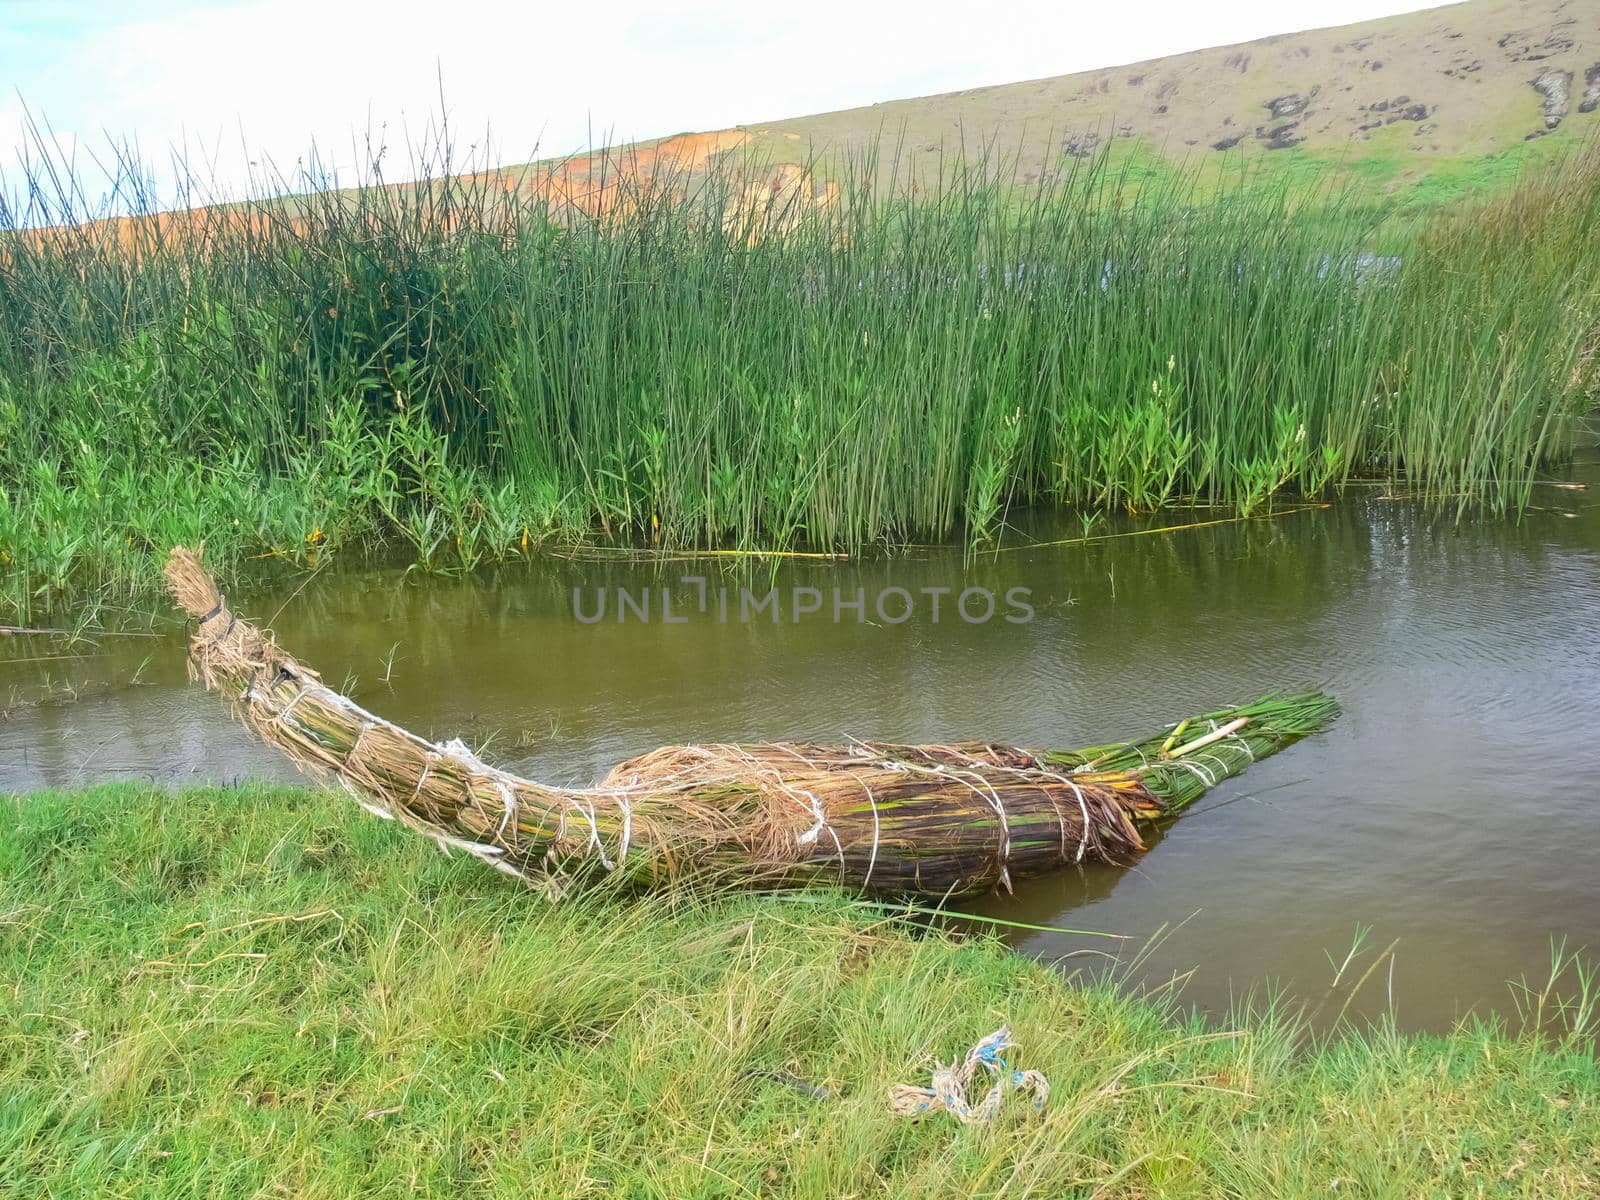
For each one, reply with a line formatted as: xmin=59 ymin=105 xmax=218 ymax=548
xmin=3 ymin=133 xmax=1598 ymax=620
xmin=166 ymin=546 xmax=1336 ymax=896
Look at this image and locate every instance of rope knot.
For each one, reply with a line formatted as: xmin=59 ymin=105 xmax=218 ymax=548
xmin=888 ymin=1026 xmax=1049 ymax=1124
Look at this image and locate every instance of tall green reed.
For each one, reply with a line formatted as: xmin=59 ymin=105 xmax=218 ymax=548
xmin=1 ymin=127 xmax=1595 ymax=620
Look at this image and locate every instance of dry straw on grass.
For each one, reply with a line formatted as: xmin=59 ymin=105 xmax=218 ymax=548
xmin=165 ymin=546 xmax=1337 ymax=896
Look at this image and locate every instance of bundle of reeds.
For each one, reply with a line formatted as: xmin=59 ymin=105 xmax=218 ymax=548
xmin=165 ymin=547 xmax=1337 ymax=896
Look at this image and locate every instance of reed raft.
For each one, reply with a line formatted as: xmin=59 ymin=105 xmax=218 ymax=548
xmin=165 ymin=547 xmax=1338 ymax=897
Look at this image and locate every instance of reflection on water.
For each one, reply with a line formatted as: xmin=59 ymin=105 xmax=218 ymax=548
xmin=4 ymin=458 xmax=1598 ymax=1031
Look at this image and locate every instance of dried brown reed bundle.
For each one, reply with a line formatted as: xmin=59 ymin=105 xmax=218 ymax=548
xmin=165 ymin=546 xmax=1336 ymax=896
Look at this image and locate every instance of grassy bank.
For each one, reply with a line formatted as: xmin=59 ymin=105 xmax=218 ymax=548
xmin=3 ymin=140 xmax=1598 ymax=623
xmin=3 ymin=782 xmax=1599 ymax=1197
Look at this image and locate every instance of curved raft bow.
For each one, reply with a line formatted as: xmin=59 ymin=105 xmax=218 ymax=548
xmin=165 ymin=547 xmax=1338 ymax=897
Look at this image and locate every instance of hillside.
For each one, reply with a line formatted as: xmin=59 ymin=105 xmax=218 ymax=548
xmin=23 ymin=0 xmax=1599 ymax=242
xmin=496 ymin=0 xmax=1600 ymax=209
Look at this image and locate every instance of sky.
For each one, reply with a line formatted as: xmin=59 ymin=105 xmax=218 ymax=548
xmin=1 ymin=0 xmax=1445 ymax=210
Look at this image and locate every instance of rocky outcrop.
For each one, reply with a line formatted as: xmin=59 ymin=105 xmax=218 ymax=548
xmin=1500 ymin=26 xmax=1577 ymax=64
xmin=1256 ymin=122 xmax=1303 ymax=149
xmin=1581 ymin=64 xmax=1600 ymax=114
xmin=1531 ymin=68 xmax=1573 ymax=128
xmin=1061 ymin=131 xmax=1103 ymax=158
xmin=1355 ymin=96 xmax=1431 ymax=131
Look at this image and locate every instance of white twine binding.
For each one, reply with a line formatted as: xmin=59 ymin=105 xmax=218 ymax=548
xmin=848 ymin=771 xmax=882 ymax=890
xmin=277 ymin=683 xmax=314 ymax=727
xmin=578 ymin=796 xmax=612 ymax=869
xmin=492 ymin=778 xmax=517 ymax=844
xmin=615 ymin=794 xmax=633 ymax=865
xmin=1040 ymin=769 xmax=1093 ymax=863
xmin=870 ymin=754 xmax=1015 ymax=890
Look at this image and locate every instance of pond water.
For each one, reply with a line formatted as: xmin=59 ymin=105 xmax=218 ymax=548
xmin=5 ymin=452 xmax=1598 ymax=1031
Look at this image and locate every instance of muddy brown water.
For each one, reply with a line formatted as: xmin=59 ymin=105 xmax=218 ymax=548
xmin=5 ymin=457 xmax=1599 ymax=1031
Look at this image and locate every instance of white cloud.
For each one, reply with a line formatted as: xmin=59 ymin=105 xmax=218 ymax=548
xmin=1 ymin=0 xmax=1441 ymax=208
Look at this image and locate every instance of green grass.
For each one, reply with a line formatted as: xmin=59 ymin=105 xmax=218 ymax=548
xmin=2 ymin=135 xmax=1597 ymax=624
xmin=4 ymin=782 xmax=1600 ymax=1197
xmin=1399 ymin=133 xmax=1599 ymax=211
